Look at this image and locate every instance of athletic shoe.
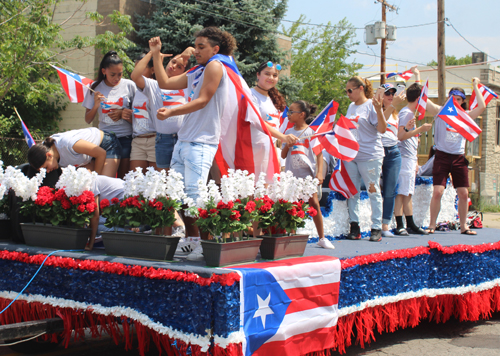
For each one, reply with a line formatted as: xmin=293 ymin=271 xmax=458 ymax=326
xmin=317 ymin=238 xmax=335 ymax=249
xmin=347 ymin=222 xmax=361 ymax=240
xmin=175 ymin=237 xmax=195 ymax=255
xmin=407 ymin=226 xmax=429 ymax=235
xmin=186 ymin=243 xmax=204 ymax=262
xmin=370 ymin=229 xmax=382 ymax=242
xmin=171 ymin=226 xmax=186 ymax=238
xmin=394 ymin=227 xmax=409 ymax=236
xmin=381 ymin=230 xmax=394 ymax=237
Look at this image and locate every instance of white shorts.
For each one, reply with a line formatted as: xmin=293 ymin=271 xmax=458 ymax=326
xmin=397 ymin=157 xmax=417 ymax=196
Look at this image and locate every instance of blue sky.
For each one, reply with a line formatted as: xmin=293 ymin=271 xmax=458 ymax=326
xmin=282 ymin=0 xmax=500 ymax=70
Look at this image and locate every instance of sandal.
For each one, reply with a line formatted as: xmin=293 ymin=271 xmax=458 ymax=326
xmin=461 ymin=229 xmax=477 ymax=235
xmin=425 ymin=228 xmax=435 ymax=234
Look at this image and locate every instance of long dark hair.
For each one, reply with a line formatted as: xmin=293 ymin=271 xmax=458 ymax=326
xmin=27 ymin=137 xmax=56 ymax=170
xmin=293 ymin=100 xmax=317 ymax=124
xmin=91 ymin=51 xmax=123 ymax=90
xmin=256 ymin=61 xmax=286 ymax=112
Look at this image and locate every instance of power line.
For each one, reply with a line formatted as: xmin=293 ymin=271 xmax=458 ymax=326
xmin=446 ymin=19 xmax=498 ymax=61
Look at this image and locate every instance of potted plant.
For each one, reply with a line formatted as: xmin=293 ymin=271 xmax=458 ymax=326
xmin=189 ymin=169 xmax=262 ymax=267
xmin=100 ymin=167 xmax=186 ymax=260
xmin=18 ymin=166 xmax=97 ymax=249
xmin=254 ymin=171 xmax=319 ymax=260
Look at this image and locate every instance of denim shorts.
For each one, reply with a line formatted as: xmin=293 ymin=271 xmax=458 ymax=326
xmin=100 ymin=132 xmax=122 ymax=159
xmin=155 ymin=133 xmax=178 ymax=168
xmin=117 ymin=135 xmax=132 ymax=159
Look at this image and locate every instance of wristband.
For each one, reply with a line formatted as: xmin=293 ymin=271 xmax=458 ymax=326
xmin=415 ymin=80 xmax=421 ymax=83
xmin=404 ymin=127 xmax=409 ymax=132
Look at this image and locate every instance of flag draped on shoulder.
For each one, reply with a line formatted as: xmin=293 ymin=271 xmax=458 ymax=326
xmin=51 ymin=65 xmax=93 ymax=103
xmin=469 ymin=83 xmax=498 ymax=111
xmin=201 ymin=55 xmax=279 ymax=182
xmin=386 ymin=69 xmax=413 ymax=81
xmin=329 ymin=159 xmax=358 ymax=199
xmin=231 ymin=256 xmax=341 ymax=356
xmin=437 ymin=96 xmax=482 ymax=142
xmin=415 ymin=78 xmax=429 ymax=120
xmin=314 ymin=115 xmax=359 ymax=161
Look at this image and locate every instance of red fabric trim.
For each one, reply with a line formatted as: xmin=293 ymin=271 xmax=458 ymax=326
xmin=428 ymin=240 xmax=500 ymax=254
xmin=0 ymin=250 xmax=240 ymax=287
xmin=341 ymin=246 xmax=431 ymax=269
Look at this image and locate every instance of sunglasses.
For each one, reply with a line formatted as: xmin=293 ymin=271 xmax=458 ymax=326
xmin=384 ymin=91 xmax=396 ymax=96
xmin=345 ymin=87 xmax=360 ymax=94
xmin=267 ymin=61 xmax=282 ymax=71
xmin=288 ymin=110 xmax=303 ymax=114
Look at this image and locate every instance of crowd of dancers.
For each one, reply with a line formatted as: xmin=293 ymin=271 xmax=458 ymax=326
xmin=27 ymin=26 xmax=485 ymax=259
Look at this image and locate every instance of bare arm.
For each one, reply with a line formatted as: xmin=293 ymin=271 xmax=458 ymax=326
xmin=150 ymin=37 xmax=188 ymax=90
xmin=398 ymin=116 xmax=432 ymax=141
xmin=468 ymin=77 xmax=486 ymax=119
xmin=85 ymin=91 xmax=105 ymax=124
xmin=281 ymin=143 xmax=290 ymax=159
xmin=264 ymin=122 xmax=298 ymax=146
xmin=86 ymin=195 xmax=100 ymax=251
xmin=130 ymin=51 xmax=153 ymax=90
xmin=72 ymin=140 xmax=107 ymax=175
xmin=157 ymin=60 xmax=223 ymax=120
xmin=315 ymin=151 xmax=324 ymax=185
xmin=411 ymin=65 xmax=421 ymax=83
xmin=373 ymin=97 xmax=387 ymax=133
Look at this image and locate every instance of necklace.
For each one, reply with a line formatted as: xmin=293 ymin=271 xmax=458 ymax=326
xmin=256 ymin=85 xmax=269 ymax=92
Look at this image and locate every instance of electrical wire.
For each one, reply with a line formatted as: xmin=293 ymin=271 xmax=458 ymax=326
xmin=446 ymin=19 xmax=498 ymax=61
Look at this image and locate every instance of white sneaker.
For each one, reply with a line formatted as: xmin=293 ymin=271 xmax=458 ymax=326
xmin=317 ymin=238 xmax=335 ymax=249
xmin=171 ymin=226 xmax=186 ymax=238
xmin=381 ymin=230 xmax=394 ymax=237
xmin=186 ymin=243 xmax=204 ymax=262
xmin=175 ymin=237 xmax=195 ymax=255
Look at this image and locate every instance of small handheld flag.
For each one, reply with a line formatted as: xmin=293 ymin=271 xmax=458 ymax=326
xmin=51 ymin=65 xmax=94 ymax=103
xmin=437 ymin=96 xmax=482 ymax=142
xmin=386 ymin=70 xmax=413 ymax=81
xmin=469 ymin=83 xmax=498 ymax=111
xmin=313 ymin=115 xmax=359 ymax=161
xmin=14 ymin=107 xmax=35 ymax=148
xmin=329 ymin=160 xmax=358 ymax=199
xmin=415 ymin=78 xmax=429 ymax=120
xmin=279 ymin=107 xmax=293 ymax=134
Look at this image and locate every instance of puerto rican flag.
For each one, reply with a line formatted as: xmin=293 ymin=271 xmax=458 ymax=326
xmin=415 ymin=78 xmax=429 ymax=120
xmin=231 ymin=256 xmax=341 ymax=356
xmin=133 ymin=101 xmax=149 ymax=120
xmin=101 ymin=97 xmax=124 ymax=114
xmin=194 ymin=55 xmax=279 ymax=183
xmin=314 ymin=115 xmax=359 ymax=161
xmin=18 ymin=116 xmax=36 ymax=148
xmin=469 ymin=83 xmax=498 ymax=111
xmin=329 ymin=159 xmax=358 ymax=199
xmin=386 ymin=69 xmax=413 ymax=81
xmin=51 ymin=65 xmax=93 ymax=103
xmin=279 ymin=107 xmax=293 ymax=134
xmin=309 ymin=101 xmax=339 ymax=155
xmin=437 ymin=96 xmax=482 ymax=142
xmin=161 ymin=89 xmax=186 ymax=106
xmin=386 ymin=115 xmax=399 ymax=135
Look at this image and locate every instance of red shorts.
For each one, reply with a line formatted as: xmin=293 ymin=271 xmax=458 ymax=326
xmin=432 ymin=149 xmax=469 ymax=188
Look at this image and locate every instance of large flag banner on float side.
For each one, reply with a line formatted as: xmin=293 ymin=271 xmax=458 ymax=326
xmin=196 ymin=54 xmax=280 ymax=183
xmin=437 ymin=96 xmax=482 ymax=142
xmin=231 ymin=256 xmax=341 ymax=356
xmin=51 ymin=65 xmax=94 ymax=103
xmin=469 ymin=83 xmax=498 ymax=111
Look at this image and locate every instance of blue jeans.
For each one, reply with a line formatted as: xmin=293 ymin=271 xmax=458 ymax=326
xmin=170 ymin=141 xmax=218 ymax=202
xmin=155 ymin=133 xmax=178 ymax=169
xmin=117 ymin=135 xmax=132 ymax=159
xmin=344 ymin=159 xmax=384 ymax=230
xmin=382 ymin=145 xmax=401 ymax=225
xmin=100 ymin=132 xmax=122 ymax=159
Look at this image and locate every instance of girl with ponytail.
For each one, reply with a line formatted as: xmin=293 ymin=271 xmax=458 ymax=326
xmin=82 ymin=50 xmax=137 ymax=178
xmin=343 ymin=76 xmax=386 ymax=242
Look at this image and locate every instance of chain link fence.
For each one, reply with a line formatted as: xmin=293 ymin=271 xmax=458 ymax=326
xmin=0 ymin=137 xmax=42 ymax=167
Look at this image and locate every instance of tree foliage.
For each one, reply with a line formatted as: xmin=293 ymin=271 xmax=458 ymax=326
xmin=134 ymin=0 xmax=292 ymax=85
xmin=283 ymin=16 xmax=362 ymax=113
xmin=427 ymin=55 xmax=472 ymax=66
xmin=0 ymin=0 xmax=135 ymax=138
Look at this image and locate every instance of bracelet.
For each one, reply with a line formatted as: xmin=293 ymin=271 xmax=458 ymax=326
xmin=404 ymin=127 xmax=409 ymax=132
xmin=415 ymin=80 xmax=421 ymax=83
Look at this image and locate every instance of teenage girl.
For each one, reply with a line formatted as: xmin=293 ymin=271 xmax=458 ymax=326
xmin=82 ymin=51 xmax=137 ymax=178
xmin=281 ymin=100 xmax=335 ymax=250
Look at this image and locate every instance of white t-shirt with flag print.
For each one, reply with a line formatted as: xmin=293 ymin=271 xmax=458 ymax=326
xmin=251 ymin=88 xmax=281 ymax=143
xmin=381 ymin=112 xmax=399 ymax=148
xmin=131 ymin=90 xmax=155 ymax=137
xmin=283 ymin=127 xmax=316 ymax=178
xmin=434 ymin=117 xmax=466 ymax=155
xmin=345 ymin=99 xmax=384 ymax=162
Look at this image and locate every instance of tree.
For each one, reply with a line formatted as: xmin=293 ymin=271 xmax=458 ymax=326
xmin=134 ymin=0 xmax=291 ymax=85
xmin=427 ymin=55 xmax=472 ymax=66
xmin=283 ymin=16 xmax=362 ymax=114
xmin=0 ymin=0 xmax=135 ymax=138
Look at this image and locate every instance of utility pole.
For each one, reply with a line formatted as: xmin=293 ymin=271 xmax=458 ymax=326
xmin=437 ymin=0 xmax=446 ymax=105
xmin=376 ymin=0 xmax=397 ymax=85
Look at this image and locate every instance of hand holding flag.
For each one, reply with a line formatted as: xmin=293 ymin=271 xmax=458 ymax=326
xmin=312 ymin=115 xmax=359 ymax=161
xmin=386 ymin=70 xmax=413 ymax=81
xmin=469 ymin=82 xmax=498 ymax=111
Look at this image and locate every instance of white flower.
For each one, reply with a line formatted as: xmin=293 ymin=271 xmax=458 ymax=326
xmin=254 ymin=173 xmax=267 ymax=198
xmin=3 ymin=166 xmax=46 ymax=201
xmin=123 ymin=167 xmax=145 ymax=197
xmin=56 ymin=166 xmax=96 ymax=197
xmin=165 ymin=169 xmax=188 ymax=203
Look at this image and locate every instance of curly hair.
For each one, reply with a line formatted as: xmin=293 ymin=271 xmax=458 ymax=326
xmin=194 ymin=27 xmax=237 ymax=56
xmin=347 ymin=76 xmax=374 ymax=99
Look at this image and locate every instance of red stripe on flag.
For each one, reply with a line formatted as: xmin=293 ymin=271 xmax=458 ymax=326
xmin=234 ymin=94 xmax=256 ymax=172
xmin=285 ymin=282 xmax=340 ymax=314
xmin=76 ymin=82 xmax=84 ymax=103
xmin=57 ymin=71 xmax=71 ymax=101
xmin=253 ymin=324 xmax=339 ymax=356
xmin=215 ymin=144 xmax=230 ymax=177
xmin=233 ymin=255 xmax=338 ymax=269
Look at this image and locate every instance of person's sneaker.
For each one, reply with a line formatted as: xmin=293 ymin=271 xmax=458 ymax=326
xmin=347 ymin=222 xmax=361 ymax=240
xmin=381 ymin=230 xmax=394 ymax=237
xmin=171 ymin=225 xmax=186 ymax=238
xmin=186 ymin=243 xmax=204 ymax=262
xmin=394 ymin=227 xmax=409 ymax=236
xmin=407 ymin=226 xmax=429 ymax=235
xmin=370 ymin=229 xmax=382 ymax=242
xmin=175 ymin=237 xmax=195 ymax=255
xmin=317 ymin=238 xmax=335 ymax=249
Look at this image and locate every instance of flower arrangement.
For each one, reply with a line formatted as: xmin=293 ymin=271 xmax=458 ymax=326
xmin=100 ymin=167 xmax=188 ymax=233
xmin=189 ymin=169 xmax=257 ymax=242
xmin=0 ymin=162 xmax=8 ymax=219
xmin=254 ymin=171 xmax=318 ymax=235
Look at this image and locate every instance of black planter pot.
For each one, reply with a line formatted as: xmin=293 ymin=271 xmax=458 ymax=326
xmin=20 ymin=223 xmax=90 ymax=250
xmin=259 ymin=234 xmax=309 ymax=260
xmin=0 ymin=219 xmax=12 ymax=241
xmin=102 ymin=232 xmax=180 ymax=261
xmin=201 ymin=238 xmax=262 ymax=267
